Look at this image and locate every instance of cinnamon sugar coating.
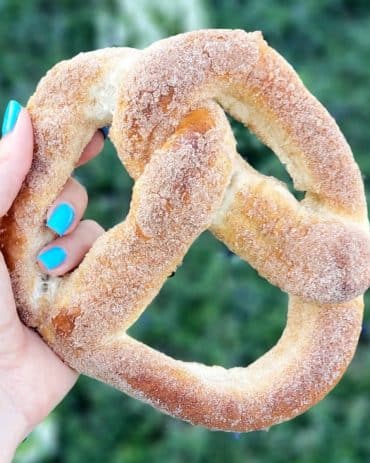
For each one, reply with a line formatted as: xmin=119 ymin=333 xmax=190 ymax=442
xmin=1 ymin=29 xmax=369 ymax=432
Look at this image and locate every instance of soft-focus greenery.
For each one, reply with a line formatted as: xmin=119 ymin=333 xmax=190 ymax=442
xmin=1 ymin=0 xmax=369 ymax=461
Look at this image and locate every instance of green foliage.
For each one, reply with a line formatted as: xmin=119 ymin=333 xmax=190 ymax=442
xmin=1 ymin=0 xmax=369 ymax=461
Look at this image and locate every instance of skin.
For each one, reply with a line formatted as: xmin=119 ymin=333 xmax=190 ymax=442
xmin=0 ymin=107 xmax=105 ymax=461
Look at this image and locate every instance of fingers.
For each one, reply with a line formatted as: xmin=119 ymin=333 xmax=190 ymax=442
xmin=46 ymin=178 xmax=88 ymax=236
xmin=0 ymin=99 xmax=107 ymax=277
xmin=76 ymin=130 xmax=105 ymax=167
xmin=38 ymin=174 xmax=105 ymax=275
xmin=37 ymin=220 xmax=104 ymax=276
xmin=0 ymin=101 xmax=34 ymax=346
xmin=43 ymin=127 xmax=106 ymax=234
xmin=0 ymin=101 xmax=33 ymax=217
xmin=37 ymin=126 xmax=108 ymax=276
xmin=0 ymin=99 xmax=105 ymax=218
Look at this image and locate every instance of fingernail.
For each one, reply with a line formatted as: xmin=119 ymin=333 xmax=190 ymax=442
xmin=1 ymin=100 xmax=22 ymax=136
xmin=99 ymin=126 xmax=110 ymax=139
xmin=46 ymin=202 xmax=75 ymax=236
xmin=37 ymin=247 xmax=67 ymax=270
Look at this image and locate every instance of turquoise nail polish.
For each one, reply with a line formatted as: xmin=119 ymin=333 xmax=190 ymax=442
xmin=47 ymin=202 xmax=75 ymax=236
xmin=38 ymin=247 xmax=67 ymax=270
xmin=1 ymin=100 xmax=22 ymax=136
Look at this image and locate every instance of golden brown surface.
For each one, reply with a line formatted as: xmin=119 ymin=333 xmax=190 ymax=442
xmin=1 ymin=29 xmax=369 ymax=432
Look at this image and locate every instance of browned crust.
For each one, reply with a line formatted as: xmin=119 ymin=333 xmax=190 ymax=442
xmin=112 ymin=28 xmax=370 ymax=301
xmin=0 ymin=30 xmax=369 ymax=433
xmin=68 ymin=297 xmax=363 ymax=432
xmin=113 ymin=29 xmax=366 ymax=219
xmin=210 ymin=157 xmax=370 ymax=304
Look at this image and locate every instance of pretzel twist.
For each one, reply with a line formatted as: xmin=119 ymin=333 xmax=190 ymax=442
xmin=1 ymin=29 xmax=370 ymax=431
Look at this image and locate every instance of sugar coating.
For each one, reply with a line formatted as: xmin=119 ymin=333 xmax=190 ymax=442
xmin=112 ymin=28 xmax=370 ymax=302
xmin=211 ymin=156 xmax=370 ymax=304
xmin=0 ymin=29 xmax=369 ymax=432
xmin=114 ymin=29 xmax=366 ymax=220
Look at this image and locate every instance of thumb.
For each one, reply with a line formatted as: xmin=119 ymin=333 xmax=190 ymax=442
xmin=0 ymin=100 xmax=33 ymax=354
xmin=0 ymin=100 xmax=33 ymax=218
xmin=0 ymin=251 xmax=24 ymax=357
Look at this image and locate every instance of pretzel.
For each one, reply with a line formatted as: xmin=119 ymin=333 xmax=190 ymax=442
xmin=1 ymin=29 xmax=370 ymax=432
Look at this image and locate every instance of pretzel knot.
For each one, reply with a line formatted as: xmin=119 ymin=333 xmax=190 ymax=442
xmin=1 ymin=29 xmax=370 ymax=431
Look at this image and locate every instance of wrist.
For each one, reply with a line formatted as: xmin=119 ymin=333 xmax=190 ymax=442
xmin=0 ymin=389 xmax=29 ymax=462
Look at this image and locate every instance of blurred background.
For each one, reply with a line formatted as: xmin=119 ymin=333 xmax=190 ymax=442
xmin=1 ymin=0 xmax=370 ymax=461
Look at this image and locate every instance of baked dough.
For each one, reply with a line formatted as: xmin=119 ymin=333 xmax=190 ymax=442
xmin=1 ymin=29 xmax=369 ymax=431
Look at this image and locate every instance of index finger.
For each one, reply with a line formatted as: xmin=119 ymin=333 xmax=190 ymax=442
xmin=75 ymin=128 xmax=108 ymax=168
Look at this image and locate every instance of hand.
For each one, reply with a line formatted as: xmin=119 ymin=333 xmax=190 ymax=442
xmin=0 ymin=101 xmax=106 ymax=461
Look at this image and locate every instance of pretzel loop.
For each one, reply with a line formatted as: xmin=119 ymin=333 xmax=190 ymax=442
xmin=1 ymin=29 xmax=369 ymax=432
xmin=113 ymin=29 xmax=370 ymax=304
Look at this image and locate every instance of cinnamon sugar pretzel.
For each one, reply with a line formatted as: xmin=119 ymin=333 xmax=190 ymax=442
xmin=1 ymin=29 xmax=370 ymax=431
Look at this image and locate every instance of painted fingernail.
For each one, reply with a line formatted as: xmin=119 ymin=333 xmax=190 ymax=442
xmin=99 ymin=126 xmax=110 ymax=139
xmin=1 ymin=100 xmax=22 ymax=136
xmin=46 ymin=202 xmax=75 ymax=236
xmin=37 ymin=247 xmax=67 ymax=270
